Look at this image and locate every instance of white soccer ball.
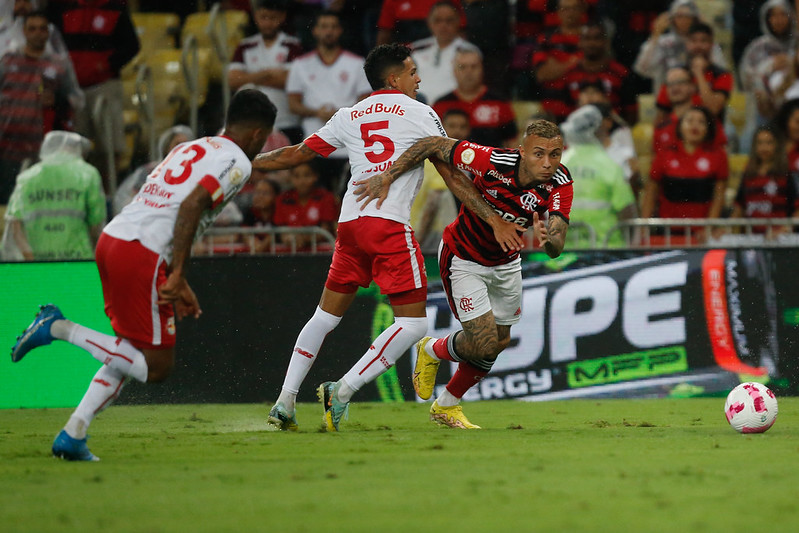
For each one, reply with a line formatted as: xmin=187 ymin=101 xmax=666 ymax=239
xmin=724 ymin=382 xmax=778 ymax=434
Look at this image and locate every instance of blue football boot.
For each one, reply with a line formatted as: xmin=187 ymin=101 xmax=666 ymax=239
xmin=52 ymin=430 xmax=99 ymax=462
xmin=11 ymin=304 xmax=64 ymax=363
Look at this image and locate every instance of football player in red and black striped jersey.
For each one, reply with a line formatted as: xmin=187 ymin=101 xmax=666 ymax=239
xmin=354 ymin=120 xmax=572 ymax=427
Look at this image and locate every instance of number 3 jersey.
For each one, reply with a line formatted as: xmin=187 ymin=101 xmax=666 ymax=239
xmin=103 ymin=136 xmax=252 ymax=262
xmin=303 ymin=89 xmax=447 ymax=225
xmin=447 ymin=140 xmax=574 ymax=266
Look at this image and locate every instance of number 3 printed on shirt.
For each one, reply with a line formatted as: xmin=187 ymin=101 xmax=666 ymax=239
xmin=360 ymin=121 xmax=395 ymax=163
xmin=164 ymin=144 xmax=207 ymax=184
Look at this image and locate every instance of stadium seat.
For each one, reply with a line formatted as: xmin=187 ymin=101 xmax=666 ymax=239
xmin=512 ymin=100 xmax=543 ymax=133
xmin=632 ymin=122 xmax=653 ymax=157
xmin=132 ymin=13 xmax=180 ymax=57
xmin=727 ymin=153 xmax=749 ymax=198
xmin=181 ymin=9 xmax=249 ymax=82
xmin=726 ymin=92 xmax=748 ymax=137
xmin=637 ymin=93 xmax=655 ymax=124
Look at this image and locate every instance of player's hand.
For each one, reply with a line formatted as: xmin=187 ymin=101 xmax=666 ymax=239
xmin=157 ymin=272 xmax=202 ymax=320
xmin=353 ymin=174 xmax=391 ymax=210
xmin=532 ymin=212 xmax=548 ymax=247
xmin=491 ymin=218 xmax=526 ymax=253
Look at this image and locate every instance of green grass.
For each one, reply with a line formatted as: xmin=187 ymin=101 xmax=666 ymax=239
xmin=1 ymin=399 xmax=797 ymax=533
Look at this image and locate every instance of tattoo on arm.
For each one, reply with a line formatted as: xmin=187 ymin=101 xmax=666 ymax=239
xmin=383 ymin=137 xmax=457 ymax=183
xmin=544 ymin=216 xmax=569 ymax=258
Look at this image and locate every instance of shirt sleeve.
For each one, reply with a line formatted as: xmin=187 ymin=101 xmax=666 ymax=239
xmin=304 ymin=112 xmax=345 ymax=156
xmin=285 ymin=61 xmax=303 ymax=95
xmin=450 ymin=140 xmax=496 ymax=177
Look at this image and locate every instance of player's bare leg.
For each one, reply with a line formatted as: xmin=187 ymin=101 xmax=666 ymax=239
xmin=421 ymin=312 xmax=511 ymax=428
xmin=268 ymin=288 xmax=356 ymax=431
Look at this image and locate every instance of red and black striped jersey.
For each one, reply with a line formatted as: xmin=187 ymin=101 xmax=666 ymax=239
xmin=735 ymin=171 xmax=799 ymax=221
xmin=444 ymin=140 xmax=573 ymax=266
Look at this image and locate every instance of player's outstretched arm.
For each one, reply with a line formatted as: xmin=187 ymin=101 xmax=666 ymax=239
xmin=157 ymin=185 xmax=211 ymax=319
xmin=534 ymin=212 xmax=568 ymax=258
xmin=252 ymin=142 xmax=317 ymax=172
xmin=354 ymin=136 xmax=457 ymax=209
xmin=433 ymin=159 xmax=526 ymax=252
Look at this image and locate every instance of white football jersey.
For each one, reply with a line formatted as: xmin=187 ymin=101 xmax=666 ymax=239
xmin=304 ymin=89 xmax=447 ymax=225
xmin=286 ymin=50 xmax=372 ymax=156
xmin=103 ymin=136 xmax=252 ymax=262
xmin=228 ymin=32 xmax=302 ymax=131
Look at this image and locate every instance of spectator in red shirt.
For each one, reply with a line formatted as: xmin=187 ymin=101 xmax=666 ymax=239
xmin=242 ymin=176 xmax=280 ymax=253
xmin=273 ymin=159 xmax=339 ymax=250
xmin=654 ymin=65 xmax=727 ymax=153
xmin=376 ymin=0 xmax=466 ymax=46
xmin=563 ymin=20 xmax=638 ymax=125
xmin=731 ymin=125 xmax=798 ymax=236
xmin=433 ymin=48 xmax=517 ymax=148
xmin=532 ymin=0 xmax=586 ymax=122
xmin=654 ymin=22 xmax=733 ymax=125
xmin=642 ymin=106 xmax=728 ymax=241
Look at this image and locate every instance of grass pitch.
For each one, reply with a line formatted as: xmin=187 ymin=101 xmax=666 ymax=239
xmin=1 ymin=399 xmax=797 ymax=533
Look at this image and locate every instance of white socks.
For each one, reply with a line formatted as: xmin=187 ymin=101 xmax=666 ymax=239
xmin=65 ymin=365 xmax=126 ymax=439
xmin=52 ymin=319 xmax=148 ymax=382
xmin=340 ymin=316 xmax=427 ymax=402
xmin=279 ymin=307 xmax=342 ymax=409
xmin=436 ymin=388 xmax=460 ymax=407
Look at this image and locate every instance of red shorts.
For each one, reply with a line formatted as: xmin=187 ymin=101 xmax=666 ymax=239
xmin=326 ymin=217 xmax=427 ymax=298
xmin=95 ymin=233 xmax=176 ymax=349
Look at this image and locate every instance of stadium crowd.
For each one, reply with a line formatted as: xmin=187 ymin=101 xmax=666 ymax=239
xmin=2 ymin=0 xmax=799 ymax=258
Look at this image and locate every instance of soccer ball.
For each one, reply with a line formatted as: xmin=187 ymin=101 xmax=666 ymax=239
xmin=724 ymin=382 xmax=778 ymax=434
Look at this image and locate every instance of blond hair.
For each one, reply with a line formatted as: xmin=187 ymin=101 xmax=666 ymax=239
xmin=525 ymin=119 xmax=562 ymax=139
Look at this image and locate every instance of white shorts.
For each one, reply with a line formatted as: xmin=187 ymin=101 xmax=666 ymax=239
xmin=438 ymin=240 xmax=522 ymax=325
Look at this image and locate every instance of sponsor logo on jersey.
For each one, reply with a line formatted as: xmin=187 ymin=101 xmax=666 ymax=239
xmin=350 ymin=102 xmax=406 ymax=120
xmin=229 ymin=167 xmax=244 ymax=185
xmin=552 ymin=191 xmax=561 ymax=211
xmin=460 ymin=148 xmax=476 ymax=165
xmin=486 ymin=189 xmax=498 ymax=198
xmin=487 ymin=169 xmax=512 ymax=185
xmin=696 ymin=157 xmax=710 ymax=172
xmin=167 ymin=317 xmax=176 ymax=336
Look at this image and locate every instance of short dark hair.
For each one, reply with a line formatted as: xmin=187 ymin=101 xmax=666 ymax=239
xmin=313 ymin=10 xmax=341 ymax=27
xmin=363 ymin=43 xmax=412 ymax=90
xmin=676 ymin=106 xmax=716 ymax=144
xmin=226 ymin=89 xmax=277 ymax=130
xmin=442 ymin=108 xmax=470 ymax=122
xmin=428 ymin=1 xmax=460 ymax=18
xmin=23 ymin=10 xmax=49 ymax=24
xmin=253 ymin=0 xmax=289 ymax=11
xmin=688 ymin=21 xmax=714 ymax=38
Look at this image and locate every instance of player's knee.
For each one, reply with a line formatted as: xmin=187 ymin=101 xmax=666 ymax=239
xmin=395 ymin=316 xmax=427 ymax=341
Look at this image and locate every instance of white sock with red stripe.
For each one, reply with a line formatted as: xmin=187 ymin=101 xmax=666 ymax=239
xmin=64 ymin=365 xmax=126 ymax=439
xmin=278 ymin=307 xmax=342 ymax=409
xmin=51 ymin=319 xmax=148 ymax=383
xmin=339 ymin=316 xmax=427 ymax=402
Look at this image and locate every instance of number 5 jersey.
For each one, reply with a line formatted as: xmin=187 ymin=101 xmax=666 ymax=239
xmin=303 ymin=89 xmax=447 ymax=226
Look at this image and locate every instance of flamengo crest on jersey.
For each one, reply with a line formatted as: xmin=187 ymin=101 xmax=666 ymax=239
xmin=446 ymin=140 xmax=574 ymax=266
xmin=102 ymin=136 xmax=252 ymax=263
